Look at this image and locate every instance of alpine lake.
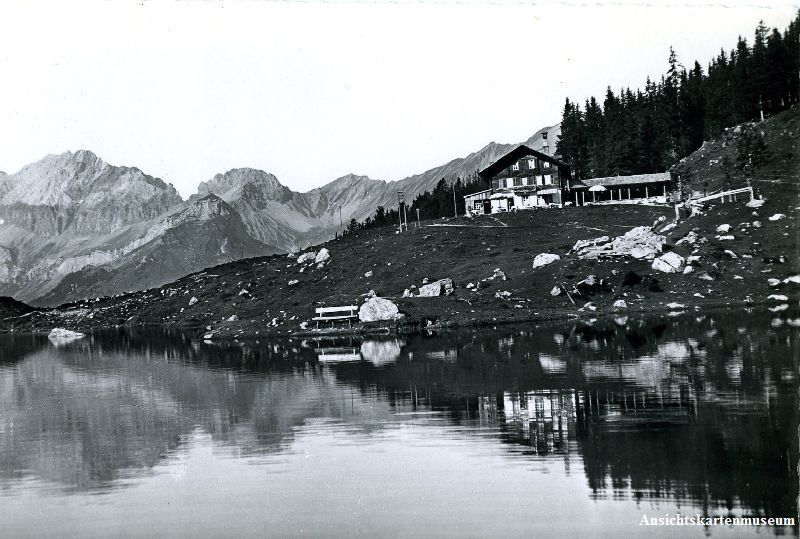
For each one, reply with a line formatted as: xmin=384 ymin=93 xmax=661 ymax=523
xmin=0 ymin=307 xmax=797 ymax=537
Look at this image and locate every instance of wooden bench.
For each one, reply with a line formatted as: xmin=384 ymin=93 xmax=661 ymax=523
xmin=312 ymin=305 xmax=358 ymax=328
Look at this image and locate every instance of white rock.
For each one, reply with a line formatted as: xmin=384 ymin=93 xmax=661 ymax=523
xmin=697 ymin=272 xmax=714 ymax=281
xmin=683 ymin=266 xmax=694 ymax=274
xmin=287 ymin=252 xmax=298 ymax=258
xmin=288 ymin=279 xmax=299 ymax=286
xmin=694 ymin=292 xmax=705 ymax=298
xmin=418 ymin=278 xmax=455 ymax=297
xmin=550 ymin=285 xmax=562 ymax=297
xmin=686 ymin=255 xmax=701 ymax=264
xmin=358 ymin=297 xmax=400 ymax=322
xmin=752 ymin=221 xmax=761 ymax=228
xmin=238 ymin=289 xmax=250 ymax=296
xmin=297 ymin=251 xmax=317 ymax=264
xmin=492 ymin=268 xmax=507 ymax=281
xmin=364 ymin=271 xmax=373 ymax=278
xmin=532 ymin=253 xmax=561 ymax=269
xmin=716 ymin=224 xmax=731 ymax=233
xmin=724 ymin=250 xmax=738 ymax=259
xmin=659 ymin=222 xmax=677 ymax=233
xmin=769 ymin=304 xmax=789 ymax=312
xmin=783 ymin=275 xmax=800 ymax=284
xmin=402 ymin=288 xmax=414 ymax=298
xmin=666 ymin=302 xmax=686 ymax=310
xmin=746 ymin=198 xmax=765 ymax=208
xmin=613 ymin=299 xmax=627 ymax=309
xmin=189 ymin=296 xmax=199 ymax=306
xmin=652 ymin=252 xmax=685 ymax=273
xmin=226 ymin=314 xmax=239 ymax=322
xmin=466 ymin=282 xmax=475 ymax=289
xmin=768 ymin=213 xmax=786 ymax=221
xmin=733 ymin=275 xmax=743 ymax=280
xmin=495 ymin=291 xmax=512 ymax=299
xmin=299 ymin=321 xmax=309 ymax=330
xmin=716 ymin=235 xmax=735 ymax=240
xmin=314 ymin=248 xmax=330 ymax=264
xmin=768 ymin=294 xmax=789 ymax=301
xmin=768 ymin=278 xmax=781 ymax=286
xmin=48 ymin=328 xmax=85 ymax=344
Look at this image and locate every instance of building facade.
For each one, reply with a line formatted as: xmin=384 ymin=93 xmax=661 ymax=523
xmin=571 ymin=172 xmax=678 ymax=205
xmin=465 ymin=145 xmax=573 ymax=215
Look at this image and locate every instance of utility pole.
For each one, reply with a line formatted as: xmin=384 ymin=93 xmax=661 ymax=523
xmin=453 ymin=180 xmax=458 ymax=218
xmin=416 ymin=208 xmax=420 ymax=228
xmin=403 ymin=203 xmax=408 ymax=232
xmin=339 ymin=205 xmax=342 ymax=232
xmin=397 ymin=190 xmax=405 ymax=232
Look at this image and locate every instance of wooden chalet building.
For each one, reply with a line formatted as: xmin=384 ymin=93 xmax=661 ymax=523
xmin=464 ymin=145 xmax=573 ymax=215
xmin=571 ymin=172 xmax=678 ymax=205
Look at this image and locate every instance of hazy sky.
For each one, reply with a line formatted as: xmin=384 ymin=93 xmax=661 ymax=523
xmin=0 ymin=1 xmax=796 ymax=198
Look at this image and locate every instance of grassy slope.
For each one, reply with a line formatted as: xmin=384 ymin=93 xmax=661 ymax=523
xmin=2 ymin=107 xmax=798 ymax=337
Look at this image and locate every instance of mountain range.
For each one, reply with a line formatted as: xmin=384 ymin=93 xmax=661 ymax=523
xmin=0 ymin=125 xmax=559 ymax=306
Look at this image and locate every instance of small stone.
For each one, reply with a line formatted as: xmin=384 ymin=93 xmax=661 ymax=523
xmin=768 ymin=213 xmax=785 ymax=221
xmin=532 ymin=253 xmax=561 ymax=269
xmin=716 ymin=224 xmax=731 ymax=233
xmin=613 ymin=299 xmax=627 ymax=309
xmin=189 ymin=296 xmax=199 ymax=306
xmin=288 ymin=279 xmax=299 ymax=286
xmin=550 ymin=285 xmax=562 ymax=297
xmin=364 ymin=271 xmax=373 ymax=278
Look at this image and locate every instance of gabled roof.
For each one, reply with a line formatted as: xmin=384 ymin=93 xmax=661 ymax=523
xmin=478 ymin=145 xmax=569 ymax=180
xmin=575 ymin=172 xmax=672 ymax=188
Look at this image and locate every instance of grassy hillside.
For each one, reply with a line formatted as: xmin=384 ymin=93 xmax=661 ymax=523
xmin=1 ymin=108 xmax=797 ymax=337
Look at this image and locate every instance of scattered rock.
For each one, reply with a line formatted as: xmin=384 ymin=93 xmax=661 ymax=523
xmin=724 ymin=250 xmax=738 ymax=259
xmin=697 ymin=271 xmax=714 ymax=281
xmin=752 ymin=221 xmax=761 ymax=228
xmin=359 ymin=297 xmax=401 ymax=322
xmin=715 ymin=224 xmax=731 ymax=233
xmin=226 ymin=314 xmax=239 ymax=322
xmin=314 ymin=248 xmax=330 ymax=264
xmin=532 ymin=253 xmax=560 ymax=269
xmin=288 ymin=279 xmax=299 ymax=286
xmin=746 ymin=198 xmax=765 ymax=208
xmin=768 ymin=213 xmax=785 ymax=221
xmin=683 ymin=266 xmax=694 ymax=274
xmin=189 ymin=296 xmax=199 ymax=306
xmin=495 ymin=291 xmax=512 ymax=299
xmin=769 ymin=304 xmax=789 ymax=312
xmin=297 ymin=251 xmax=317 ymax=264
xmin=490 ymin=268 xmax=507 ymax=281
xmin=550 ymin=285 xmax=562 ymax=297
xmin=676 ymin=231 xmax=698 ymax=245
xmin=238 ymin=289 xmax=251 ymax=298
xmin=768 ymin=278 xmax=781 ymax=287
xmin=402 ymin=289 xmax=414 ymax=298
xmin=418 ymin=278 xmax=455 ymax=297
xmin=613 ymin=299 xmax=627 ymax=310
xmin=364 ymin=271 xmax=373 ymax=278
xmin=783 ymin=275 xmax=800 ymax=284
xmin=652 ymin=252 xmax=685 ymax=273
xmin=666 ymin=302 xmax=686 ymax=310
xmin=572 ymin=226 xmax=665 ymax=260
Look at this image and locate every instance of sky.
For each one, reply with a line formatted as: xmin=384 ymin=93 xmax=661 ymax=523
xmin=0 ymin=1 xmax=797 ymax=198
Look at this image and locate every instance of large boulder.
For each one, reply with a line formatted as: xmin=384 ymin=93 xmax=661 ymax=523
xmin=359 ymin=297 xmax=400 ymax=323
xmin=315 ymin=248 xmax=330 ymax=264
xmin=572 ymin=226 xmax=665 ymax=260
xmin=652 ymin=252 xmax=685 ymax=273
xmin=418 ymin=278 xmax=455 ymax=297
xmin=48 ymin=328 xmax=86 ymax=345
xmin=297 ymin=251 xmax=317 ymax=264
xmin=532 ymin=253 xmax=561 ymax=269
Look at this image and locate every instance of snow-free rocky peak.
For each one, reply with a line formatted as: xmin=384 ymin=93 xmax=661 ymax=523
xmin=197 ymin=168 xmax=294 ymax=204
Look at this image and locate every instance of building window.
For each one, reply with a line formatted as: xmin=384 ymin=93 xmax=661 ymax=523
xmin=473 ymin=201 xmax=483 ymax=211
xmin=544 ymin=175 xmax=553 ymax=185
xmin=514 ymin=177 xmax=522 ymax=187
xmin=543 ymin=161 xmax=550 ymax=168
xmin=511 ymin=162 xmax=520 ymax=171
xmin=527 ymin=159 xmax=536 ymax=169
xmin=536 ymin=175 xmax=544 ymax=186
xmin=520 ymin=176 xmax=528 ymax=186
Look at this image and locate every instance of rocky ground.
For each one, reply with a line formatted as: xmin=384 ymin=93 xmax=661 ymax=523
xmin=1 ymin=108 xmax=798 ymax=339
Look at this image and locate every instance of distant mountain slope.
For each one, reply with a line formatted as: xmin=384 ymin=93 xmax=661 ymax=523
xmin=0 ymin=153 xmax=278 ymax=306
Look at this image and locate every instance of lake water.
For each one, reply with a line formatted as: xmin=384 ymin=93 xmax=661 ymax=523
xmin=0 ymin=309 xmax=797 ymax=537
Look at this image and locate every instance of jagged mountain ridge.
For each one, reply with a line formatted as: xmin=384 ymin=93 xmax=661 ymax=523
xmin=0 ymin=152 xmax=279 ymax=305
xmin=0 ymin=124 xmax=558 ymax=304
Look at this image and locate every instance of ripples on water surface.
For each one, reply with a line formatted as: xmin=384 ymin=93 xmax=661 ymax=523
xmin=0 ymin=309 xmax=797 ymax=537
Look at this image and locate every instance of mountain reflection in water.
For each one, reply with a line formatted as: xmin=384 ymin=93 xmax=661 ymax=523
xmin=0 ymin=309 xmax=796 ymax=537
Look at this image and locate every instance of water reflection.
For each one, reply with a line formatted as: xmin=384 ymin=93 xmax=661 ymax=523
xmin=0 ymin=309 xmax=796 ymax=535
